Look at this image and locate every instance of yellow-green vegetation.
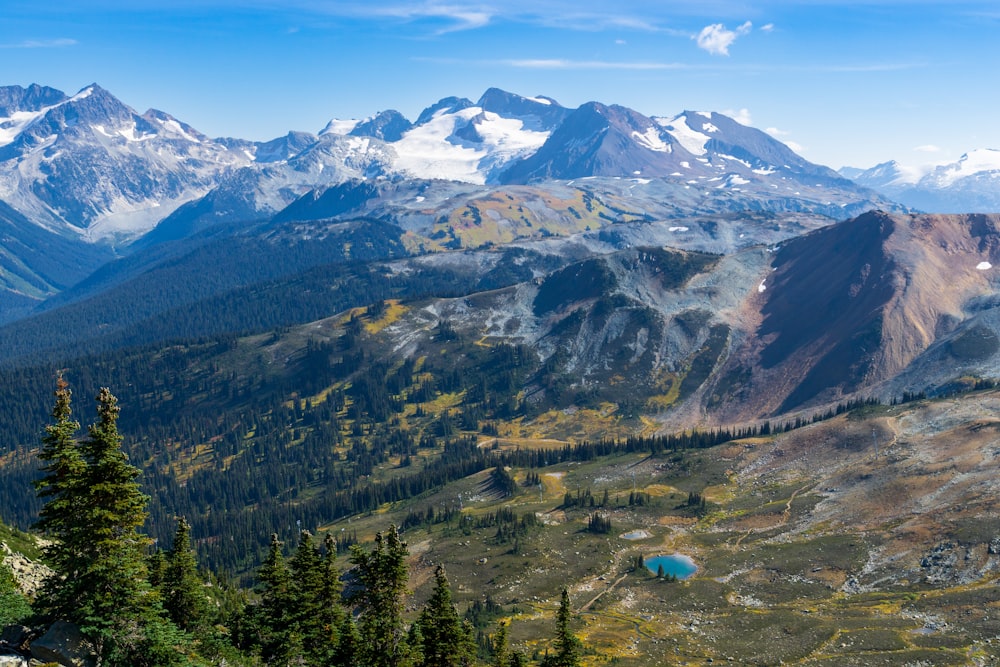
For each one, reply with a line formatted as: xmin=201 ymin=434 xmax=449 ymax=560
xmin=303 ymin=397 xmax=1000 ymax=666
xmin=415 ymin=187 xmax=638 ymax=250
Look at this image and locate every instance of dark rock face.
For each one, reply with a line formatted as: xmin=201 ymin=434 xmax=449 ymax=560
xmin=30 ymin=622 xmax=95 ymax=667
xmin=351 ymin=110 xmax=413 ymax=142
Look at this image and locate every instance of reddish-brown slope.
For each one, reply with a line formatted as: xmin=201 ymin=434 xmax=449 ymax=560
xmin=711 ymin=212 xmax=1000 ymax=418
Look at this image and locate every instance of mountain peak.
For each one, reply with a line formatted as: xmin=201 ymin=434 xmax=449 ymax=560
xmin=415 ymin=96 xmax=474 ymax=126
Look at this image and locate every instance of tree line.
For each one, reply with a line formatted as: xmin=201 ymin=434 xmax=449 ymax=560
xmin=17 ymin=381 xmax=586 ymax=666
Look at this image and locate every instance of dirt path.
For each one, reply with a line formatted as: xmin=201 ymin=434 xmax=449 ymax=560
xmin=732 ymin=483 xmax=811 ymax=549
xmin=579 ymin=573 xmax=629 ymax=612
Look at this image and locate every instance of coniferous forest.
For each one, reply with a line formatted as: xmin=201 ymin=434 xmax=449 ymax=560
xmin=12 ymin=380 xmax=588 ymax=666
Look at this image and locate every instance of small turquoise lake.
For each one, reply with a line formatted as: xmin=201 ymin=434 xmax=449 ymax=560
xmin=644 ymin=554 xmax=698 ymax=579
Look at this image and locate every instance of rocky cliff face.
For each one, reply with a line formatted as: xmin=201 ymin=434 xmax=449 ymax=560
xmin=1 ymin=542 xmax=52 ymax=598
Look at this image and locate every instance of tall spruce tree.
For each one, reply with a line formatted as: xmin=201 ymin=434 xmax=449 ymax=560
xmin=256 ymin=533 xmax=297 ymax=663
xmin=33 ymin=377 xmax=85 ymax=621
xmin=76 ymin=388 xmax=154 ymax=659
xmin=349 ymin=525 xmax=413 ymax=667
xmin=162 ymin=516 xmax=208 ymax=633
xmin=550 ymin=589 xmax=581 ymax=667
xmin=491 ymin=620 xmax=510 ymax=667
xmin=416 ymin=565 xmax=474 ymax=667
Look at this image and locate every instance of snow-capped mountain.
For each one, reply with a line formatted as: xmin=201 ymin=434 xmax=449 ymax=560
xmin=0 ymin=82 xmax=887 ymax=250
xmin=0 ymin=84 xmax=254 ymax=241
xmin=841 ymin=149 xmax=1000 ymax=213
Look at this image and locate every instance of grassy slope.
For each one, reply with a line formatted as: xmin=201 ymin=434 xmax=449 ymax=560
xmin=323 ymin=391 xmax=1000 ymax=666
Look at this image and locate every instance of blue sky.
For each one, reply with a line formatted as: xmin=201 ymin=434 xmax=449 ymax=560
xmin=3 ymin=0 xmax=999 ymax=169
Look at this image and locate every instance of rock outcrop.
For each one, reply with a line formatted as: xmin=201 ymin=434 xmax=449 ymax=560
xmin=1 ymin=542 xmax=53 ymax=598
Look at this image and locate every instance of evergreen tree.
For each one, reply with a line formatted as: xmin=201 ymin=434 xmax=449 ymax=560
xmin=491 ymin=620 xmax=510 ymax=667
xmin=76 ymin=388 xmax=154 ymax=659
xmin=549 ymin=589 xmax=581 ymax=667
xmin=257 ymin=533 xmax=297 ymax=663
xmin=317 ymin=533 xmax=346 ymax=659
xmin=162 ymin=516 xmax=208 ymax=633
xmin=416 ymin=565 xmax=474 ymax=667
xmin=35 ymin=386 xmax=157 ymax=662
xmin=33 ymin=377 xmax=86 ymax=621
xmin=349 ymin=525 xmax=413 ymax=667
xmin=332 ymin=613 xmax=360 ymax=666
xmin=290 ymin=530 xmax=343 ymax=665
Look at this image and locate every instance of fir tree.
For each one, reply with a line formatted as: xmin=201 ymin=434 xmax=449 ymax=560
xmin=491 ymin=620 xmax=510 ymax=667
xmin=549 ymin=589 xmax=581 ymax=667
xmin=76 ymin=388 xmax=153 ymax=658
xmin=349 ymin=525 xmax=413 ymax=667
xmin=332 ymin=613 xmax=360 ymax=666
xmin=162 ymin=516 xmax=208 ymax=633
xmin=33 ymin=377 xmax=85 ymax=621
xmin=416 ymin=565 xmax=474 ymax=667
xmin=35 ymin=387 xmax=157 ymax=662
xmin=257 ymin=533 xmax=297 ymax=663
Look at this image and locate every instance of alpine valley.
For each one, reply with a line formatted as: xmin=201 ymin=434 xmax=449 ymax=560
xmin=3 ymin=83 xmax=1000 ymax=666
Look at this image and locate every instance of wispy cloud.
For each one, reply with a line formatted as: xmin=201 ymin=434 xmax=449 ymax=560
xmin=372 ymin=3 xmax=493 ymax=32
xmin=695 ymin=21 xmax=752 ymax=56
xmin=760 ymin=23 xmax=775 ymax=32
xmin=914 ymin=144 xmax=941 ymax=152
xmin=765 ymin=126 xmax=803 ymax=152
xmin=723 ymin=108 xmax=753 ymax=125
xmin=501 ymin=58 xmax=692 ymax=70
xmin=414 ymin=56 xmax=698 ymax=70
xmin=0 ymin=38 xmax=77 ymax=49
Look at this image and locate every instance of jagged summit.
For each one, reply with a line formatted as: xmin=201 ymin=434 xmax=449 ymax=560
xmin=0 ymin=83 xmax=889 ymax=248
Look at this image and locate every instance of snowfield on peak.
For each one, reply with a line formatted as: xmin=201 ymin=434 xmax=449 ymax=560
xmin=392 ymin=106 xmax=549 ymax=184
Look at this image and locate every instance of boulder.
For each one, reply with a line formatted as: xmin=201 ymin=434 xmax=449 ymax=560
xmin=0 ymin=624 xmax=30 ymax=650
xmin=29 ymin=622 xmax=95 ymax=667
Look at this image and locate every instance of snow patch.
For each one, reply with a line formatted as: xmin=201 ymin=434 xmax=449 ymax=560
xmin=703 ymin=122 xmax=719 ymax=133
xmin=631 ymin=126 xmax=671 ymax=152
xmin=758 ymin=280 xmax=767 ymax=293
xmin=977 ymin=261 xmax=992 ymax=270
xmin=668 ymin=226 xmax=689 ymax=232
xmin=320 ymin=119 xmax=360 ymax=136
xmin=658 ymin=115 xmax=709 ymax=156
xmin=528 ymin=96 xmax=552 ymax=105
xmin=392 ymin=107 xmax=548 ymax=184
xmin=695 ymin=111 xmax=712 ymax=119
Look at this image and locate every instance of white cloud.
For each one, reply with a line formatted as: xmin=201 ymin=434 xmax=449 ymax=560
xmin=373 ymin=4 xmax=493 ymax=32
xmin=760 ymin=23 xmax=775 ymax=32
xmin=0 ymin=38 xmax=77 ymax=49
xmin=914 ymin=144 xmax=941 ymax=153
xmin=615 ymin=39 xmax=627 ymax=45
xmin=785 ymin=140 xmax=804 ymax=153
xmin=695 ymin=21 xmax=752 ymax=56
xmin=765 ymin=127 xmax=790 ymax=137
xmin=723 ymin=108 xmax=752 ymax=125
xmin=500 ymin=58 xmax=689 ymax=70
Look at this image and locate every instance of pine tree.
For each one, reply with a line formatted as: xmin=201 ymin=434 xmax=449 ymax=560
xmin=33 ymin=377 xmax=85 ymax=620
xmin=34 ymin=386 xmax=190 ymax=665
xmin=257 ymin=533 xmax=297 ymax=663
xmin=162 ymin=516 xmax=208 ymax=633
xmin=491 ymin=620 xmax=510 ymax=667
xmin=290 ymin=530 xmax=342 ymax=665
xmin=349 ymin=525 xmax=413 ymax=667
xmin=332 ymin=613 xmax=360 ymax=666
xmin=77 ymin=388 xmax=153 ymax=652
xmin=416 ymin=565 xmax=474 ymax=667
xmin=550 ymin=589 xmax=581 ymax=667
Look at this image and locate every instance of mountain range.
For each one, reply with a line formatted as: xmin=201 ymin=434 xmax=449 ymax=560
xmin=0 ymin=83 xmax=899 ymax=323
xmin=3 ymin=82 xmax=1000 ymax=665
xmin=840 ymin=149 xmax=1000 ymax=213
